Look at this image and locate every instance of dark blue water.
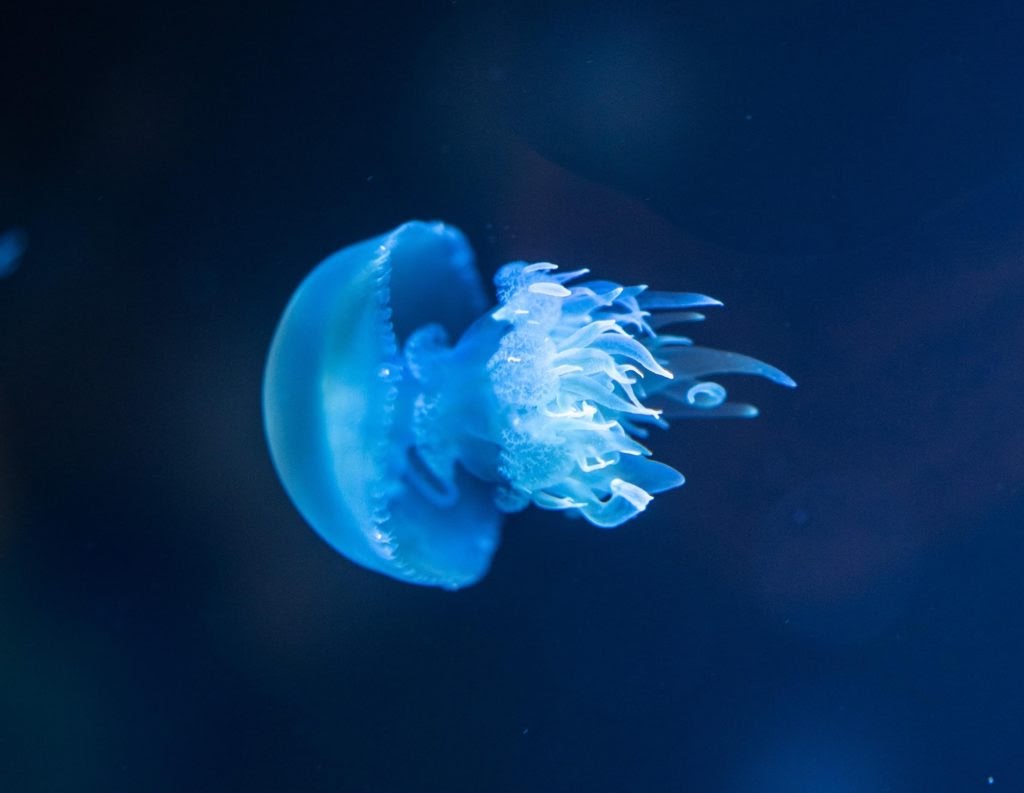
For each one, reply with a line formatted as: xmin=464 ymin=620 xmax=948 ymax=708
xmin=1 ymin=2 xmax=1022 ymax=790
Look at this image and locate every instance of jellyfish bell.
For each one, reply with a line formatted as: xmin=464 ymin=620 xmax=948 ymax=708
xmin=263 ymin=222 xmax=500 ymax=590
xmin=263 ymin=221 xmax=794 ymax=589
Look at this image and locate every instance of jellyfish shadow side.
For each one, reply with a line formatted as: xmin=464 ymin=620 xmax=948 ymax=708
xmin=263 ymin=221 xmax=794 ymax=589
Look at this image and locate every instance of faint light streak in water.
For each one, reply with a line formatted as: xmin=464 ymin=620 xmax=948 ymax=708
xmin=0 ymin=228 xmax=27 ymax=277
xmin=736 ymin=732 xmax=879 ymax=793
xmin=727 ymin=680 xmax=911 ymax=793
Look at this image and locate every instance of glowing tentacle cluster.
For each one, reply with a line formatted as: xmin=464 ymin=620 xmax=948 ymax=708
xmin=474 ymin=262 xmax=793 ymax=527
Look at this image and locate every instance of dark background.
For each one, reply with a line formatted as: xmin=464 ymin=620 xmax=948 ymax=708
xmin=2 ymin=1 xmax=1023 ymax=791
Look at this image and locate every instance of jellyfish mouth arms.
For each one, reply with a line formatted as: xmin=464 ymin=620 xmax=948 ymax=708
xmin=465 ymin=260 xmax=794 ymax=528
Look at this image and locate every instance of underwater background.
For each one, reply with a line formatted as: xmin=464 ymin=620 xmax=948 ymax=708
xmin=1 ymin=1 xmax=1023 ymax=790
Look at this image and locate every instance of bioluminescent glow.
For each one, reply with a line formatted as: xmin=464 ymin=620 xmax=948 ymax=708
xmin=263 ymin=221 xmax=793 ymax=589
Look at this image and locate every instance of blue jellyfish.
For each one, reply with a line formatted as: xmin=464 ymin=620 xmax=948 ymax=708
xmin=263 ymin=221 xmax=794 ymax=589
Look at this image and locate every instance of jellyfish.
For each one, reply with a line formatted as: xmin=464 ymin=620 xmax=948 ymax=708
xmin=263 ymin=221 xmax=794 ymax=589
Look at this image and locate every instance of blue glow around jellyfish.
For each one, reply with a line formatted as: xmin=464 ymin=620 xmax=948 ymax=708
xmin=263 ymin=221 xmax=794 ymax=589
